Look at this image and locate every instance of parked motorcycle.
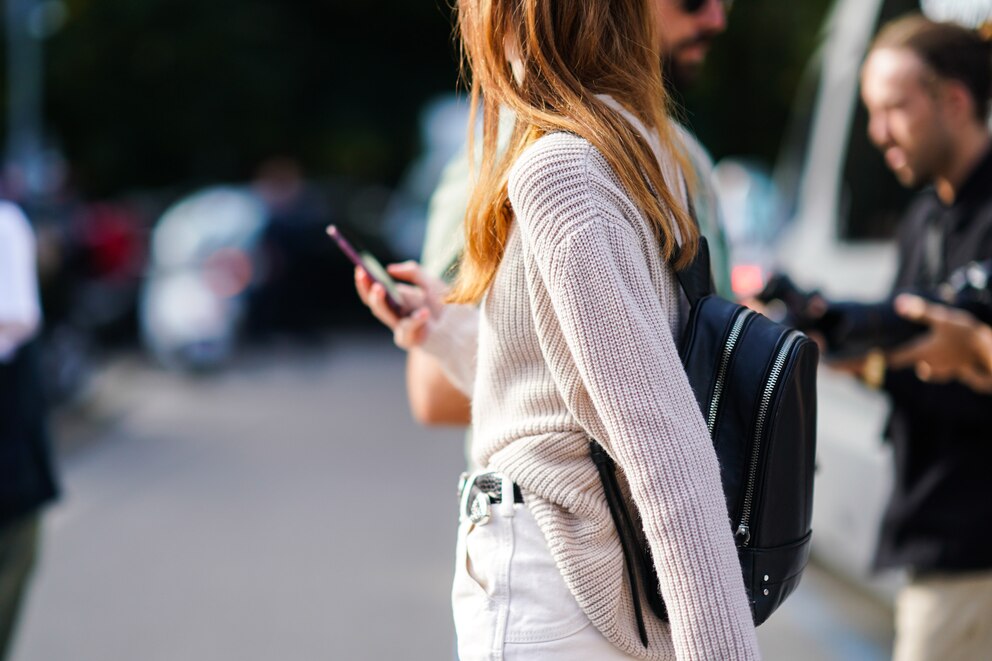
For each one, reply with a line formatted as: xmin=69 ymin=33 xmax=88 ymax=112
xmin=139 ymin=186 xmax=267 ymax=370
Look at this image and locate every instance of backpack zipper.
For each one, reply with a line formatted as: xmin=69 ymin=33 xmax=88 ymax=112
xmin=706 ymin=308 xmax=754 ymax=436
xmin=735 ymin=331 xmax=803 ymax=546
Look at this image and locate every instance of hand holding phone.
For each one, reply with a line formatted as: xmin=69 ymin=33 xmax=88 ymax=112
xmin=330 ymin=225 xmax=449 ymax=350
xmin=327 ymin=225 xmax=408 ymax=316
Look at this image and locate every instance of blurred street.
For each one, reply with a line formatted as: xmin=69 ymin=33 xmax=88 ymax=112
xmin=11 ymin=333 xmax=893 ymax=661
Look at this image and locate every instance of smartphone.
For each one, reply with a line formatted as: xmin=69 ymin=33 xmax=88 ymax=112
xmin=326 ymin=225 xmax=408 ymax=316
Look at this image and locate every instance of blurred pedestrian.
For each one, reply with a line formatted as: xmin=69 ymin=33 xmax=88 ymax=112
xmin=858 ymin=14 xmax=992 ymax=660
xmin=0 ymin=201 xmax=59 ymax=660
xmin=358 ymin=0 xmax=760 ymax=658
xmin=250 ymin=157 xmax=333 ymax=336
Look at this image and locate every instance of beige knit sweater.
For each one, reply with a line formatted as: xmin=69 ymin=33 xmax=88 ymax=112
xmin=423 ymin=102 xmax=760 ymax=660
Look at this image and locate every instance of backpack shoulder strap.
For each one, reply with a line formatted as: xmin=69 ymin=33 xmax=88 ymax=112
xmin=670 ymin=191 xmax=716 ymax=305
xmin=671 ymin=238 xmax=714 ymax=305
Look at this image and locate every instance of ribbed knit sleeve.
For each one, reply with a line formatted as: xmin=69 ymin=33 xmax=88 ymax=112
xmin=507 ymin=134 xmax=759 ymax=660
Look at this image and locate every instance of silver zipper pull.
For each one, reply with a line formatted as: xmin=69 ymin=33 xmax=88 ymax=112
xmin=735 ymin=523 xmax=750 ymax=545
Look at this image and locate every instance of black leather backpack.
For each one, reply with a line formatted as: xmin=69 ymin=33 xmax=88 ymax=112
xmin=590 ymin=238 xmax=819 ymax=646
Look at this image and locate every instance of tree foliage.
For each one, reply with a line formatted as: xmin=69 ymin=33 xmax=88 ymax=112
xmin=682 ymin=0 xmax=835 ymax=166
xmin=4 ymin=0 xmax=838 ymax=197
xmin=40 ymin=0 xmax=460 ymax=195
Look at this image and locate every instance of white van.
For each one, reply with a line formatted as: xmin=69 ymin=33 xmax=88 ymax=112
xmin=715 ymin=0 xmax=990 ymax=597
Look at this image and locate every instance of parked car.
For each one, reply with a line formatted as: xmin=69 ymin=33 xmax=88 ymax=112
xmin=139 ymin=176 xmax=394 ymax=370
xmin=29 ymin=193 xmax=149 ymax=403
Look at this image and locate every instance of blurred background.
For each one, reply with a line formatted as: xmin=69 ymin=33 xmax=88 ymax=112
xmin=2 ymin=0 xmax=987 ymax=659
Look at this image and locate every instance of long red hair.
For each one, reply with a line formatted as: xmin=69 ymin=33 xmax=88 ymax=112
xmin=449 ymin=0 xmax=698 ymax=304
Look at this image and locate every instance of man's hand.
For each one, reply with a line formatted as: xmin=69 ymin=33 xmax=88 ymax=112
xmin=887 ymin=294 xmax=992 ymax=393
xmin=354 ymin=261 xmax=448 ymax=350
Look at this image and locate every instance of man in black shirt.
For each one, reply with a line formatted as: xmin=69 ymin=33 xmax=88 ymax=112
xmin=859 ymin=14 xmax=992 ymax=661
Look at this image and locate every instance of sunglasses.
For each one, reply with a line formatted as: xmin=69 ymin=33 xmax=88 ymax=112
xmin=680 ymin=0 xmax=734 ymax=14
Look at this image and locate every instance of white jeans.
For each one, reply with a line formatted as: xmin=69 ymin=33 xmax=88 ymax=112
xmin=452 ymin=475 xmax=637 ymax=660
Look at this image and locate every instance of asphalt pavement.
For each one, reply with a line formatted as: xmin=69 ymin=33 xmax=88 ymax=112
xmin=11 ymin=332 xmax=893 ymax=661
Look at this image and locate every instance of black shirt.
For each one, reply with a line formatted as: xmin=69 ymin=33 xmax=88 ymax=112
xmin=874 ymin=147 xmax=992 ymax=573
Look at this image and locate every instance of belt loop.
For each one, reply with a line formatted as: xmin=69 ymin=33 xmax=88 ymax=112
xmin=499 ymin=474 xmax=516 ymax=518
xmin=459 ymin=471 xmax=481 ymax=523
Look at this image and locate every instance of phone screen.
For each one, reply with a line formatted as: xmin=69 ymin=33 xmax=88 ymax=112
xmin=326 ymin=225 xmax=407 ymax=315
xmin=355 ymin=248 xmax=404 ymax=303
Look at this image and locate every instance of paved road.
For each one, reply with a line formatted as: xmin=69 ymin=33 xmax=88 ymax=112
xmin=11 ymin=332 xmax=893 ymax=660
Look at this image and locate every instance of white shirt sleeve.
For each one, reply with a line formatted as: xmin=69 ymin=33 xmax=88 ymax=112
xmin=0 ymin=201 xmax=42 ymax=362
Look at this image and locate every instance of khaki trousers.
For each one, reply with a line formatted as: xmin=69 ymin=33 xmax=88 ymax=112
xmin=893 ymin=569 xmax=992 ymax=661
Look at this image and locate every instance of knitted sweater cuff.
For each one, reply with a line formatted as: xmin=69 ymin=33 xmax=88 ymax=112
xmin=419 ymin=303 xmax=478 ymax=396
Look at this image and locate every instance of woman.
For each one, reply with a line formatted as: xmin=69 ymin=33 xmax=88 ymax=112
xmin=357 ymin=0 xmax=759 ymax=658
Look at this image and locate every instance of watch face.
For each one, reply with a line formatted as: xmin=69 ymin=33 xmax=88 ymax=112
xmin=920 ymin=0 xmax=992 ymax=29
